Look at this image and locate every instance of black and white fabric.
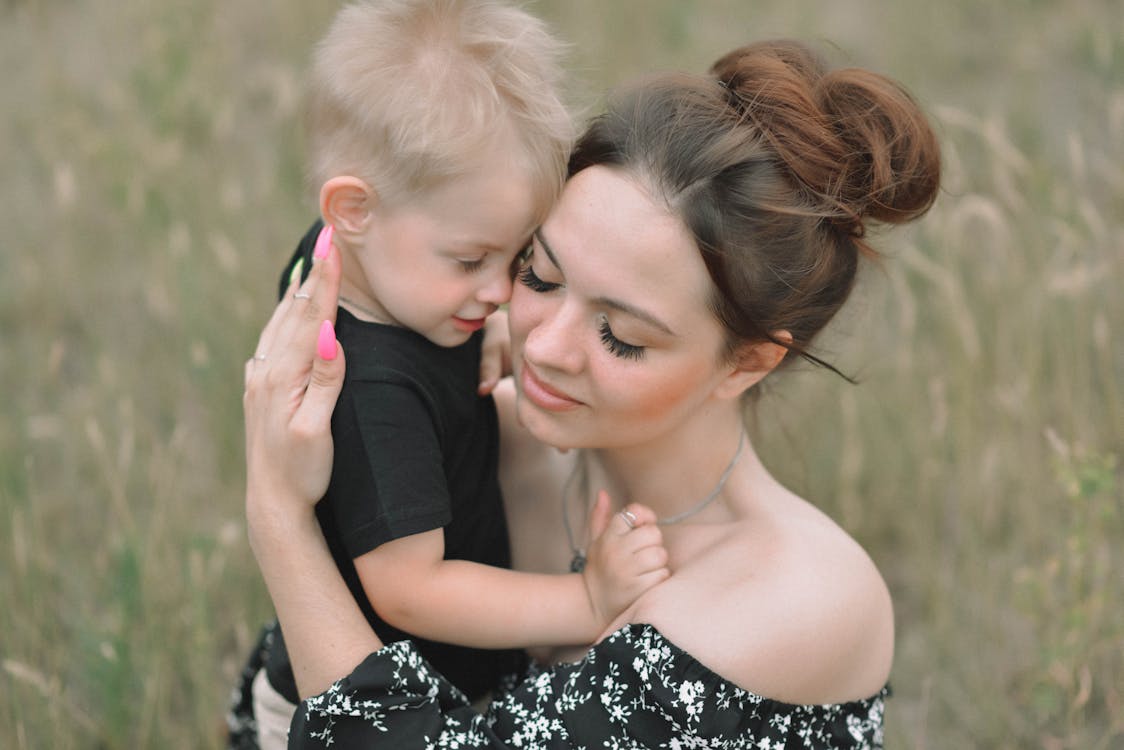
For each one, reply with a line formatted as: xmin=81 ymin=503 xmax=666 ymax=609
xmin=291 ymin=623 xmax=888 ymax=749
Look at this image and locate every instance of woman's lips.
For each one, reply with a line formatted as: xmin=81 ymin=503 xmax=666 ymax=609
xmin=519 ymin=361 xmax=582 ymax=411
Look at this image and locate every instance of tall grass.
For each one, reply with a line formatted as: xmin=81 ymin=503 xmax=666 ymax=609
xmin=2 ymin=0 xmax=1121 ymax=747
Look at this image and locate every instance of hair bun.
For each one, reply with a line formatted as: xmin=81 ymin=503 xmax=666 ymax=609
xmin=816 ymin=68 xmax=941 ymax=225
xmin=711 ymin=41 xmax=940 ymax=232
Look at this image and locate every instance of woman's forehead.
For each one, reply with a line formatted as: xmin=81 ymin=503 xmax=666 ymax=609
xmin=545 ymin=167 xmax=712 ymax=307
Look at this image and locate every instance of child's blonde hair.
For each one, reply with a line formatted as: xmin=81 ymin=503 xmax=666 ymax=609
xmin=305 ymin=0 xmax=573 ymax=218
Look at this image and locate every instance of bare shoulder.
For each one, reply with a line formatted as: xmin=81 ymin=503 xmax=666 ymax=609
xmin=638 ymin=495 xmax=894 ymax=705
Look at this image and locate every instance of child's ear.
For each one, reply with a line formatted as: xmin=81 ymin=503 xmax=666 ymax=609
xmin=320 ymin=176 xmax=375 ymax=239
xmin=713 ymin=332 xmax=792 ymax=400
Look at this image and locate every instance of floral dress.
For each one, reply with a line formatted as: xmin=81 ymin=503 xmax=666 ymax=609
xmin=289 ymin=623 xmax=888 ymax=749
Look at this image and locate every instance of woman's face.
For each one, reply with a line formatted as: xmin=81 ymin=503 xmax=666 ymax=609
xmin=509 ymin=166 xmax=738 ymax=450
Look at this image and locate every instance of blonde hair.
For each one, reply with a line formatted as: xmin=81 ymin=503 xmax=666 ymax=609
xmin=304 ymin=0 xmax=573 ymax=216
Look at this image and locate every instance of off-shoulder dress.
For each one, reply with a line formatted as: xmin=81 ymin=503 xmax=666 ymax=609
xmin=290 ymin=623 xmax=888 ymax=749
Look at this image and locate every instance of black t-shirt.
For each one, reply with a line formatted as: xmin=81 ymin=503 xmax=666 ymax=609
xmin=264 ymin=220 xmax=525 ymax=703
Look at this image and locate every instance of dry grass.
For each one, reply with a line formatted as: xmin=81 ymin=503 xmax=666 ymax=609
xmin=2 ymin=0 xmax=1121 ymax=747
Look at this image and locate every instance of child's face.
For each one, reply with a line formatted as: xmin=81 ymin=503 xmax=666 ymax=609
xmin=350 ymin=157 xmax=539 ymax=347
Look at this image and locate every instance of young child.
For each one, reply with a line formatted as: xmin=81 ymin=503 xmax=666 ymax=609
xmin=228 ymin=2 xmax=667 ymax=748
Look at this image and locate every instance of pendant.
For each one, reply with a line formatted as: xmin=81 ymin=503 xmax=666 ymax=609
xmin=569 ymin=551 xmax=586 ymax=573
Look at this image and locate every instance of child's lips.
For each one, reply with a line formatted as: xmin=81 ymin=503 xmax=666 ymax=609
xmin=452 ymin=316 xmax=487 ymax=332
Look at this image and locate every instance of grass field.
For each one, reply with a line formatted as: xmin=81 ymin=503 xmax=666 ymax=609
xmin=2 ymin=0 xmax=1121 ymax=747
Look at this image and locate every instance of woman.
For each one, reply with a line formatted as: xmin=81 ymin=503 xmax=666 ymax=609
xmin=243 ymin=40 xmax=940 ymax=748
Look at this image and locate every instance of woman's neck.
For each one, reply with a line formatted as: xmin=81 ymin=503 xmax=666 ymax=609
xmin=583 ymin=411 xmax=756 ymax=524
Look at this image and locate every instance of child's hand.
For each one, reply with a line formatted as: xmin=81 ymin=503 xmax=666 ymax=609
xmin=581 ymin=491 xmax=670 ymax=627
xmin=477 ymin=309 xmax=511 ymax=395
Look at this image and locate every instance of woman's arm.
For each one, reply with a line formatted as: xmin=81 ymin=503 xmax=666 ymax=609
xmin=247 ymin=497 xmax=381 ymax=698
xmin=242 ymin=231 xmax=381 ymax=698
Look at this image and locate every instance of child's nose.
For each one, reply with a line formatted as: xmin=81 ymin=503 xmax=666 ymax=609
xmin=478 ymin=267 xmax=514 ymax=305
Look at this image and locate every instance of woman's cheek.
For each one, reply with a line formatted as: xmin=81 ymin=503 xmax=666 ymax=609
xmin=596 ymin=361 xmax=701 ymax=426
xmin=507 ymin=285 xmax=535 ymax=356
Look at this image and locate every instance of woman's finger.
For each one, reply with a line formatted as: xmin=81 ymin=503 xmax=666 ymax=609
xmin=250 ymin=273 xmax=301 ymax=369
xmin=272 ymin=230 xmax=341 ymax=380
xmin=290 ymin=321 xmax=346 ymax=440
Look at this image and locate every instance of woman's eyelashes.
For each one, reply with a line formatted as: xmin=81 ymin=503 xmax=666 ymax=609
xmin=597 ymin=314 xmax=645 ymax=360
xmin=517 ymin=263 xmax=560 ymax=293
xmin=518 ymin=261 xmax=644 ymax=360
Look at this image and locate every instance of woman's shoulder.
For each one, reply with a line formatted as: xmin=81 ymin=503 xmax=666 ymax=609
xmin=633 ymin=492 xmax=894 ymax=706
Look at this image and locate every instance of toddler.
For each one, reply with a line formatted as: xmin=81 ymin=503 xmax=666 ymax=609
xmin=228 ymin=2 xmax=666 ymax=748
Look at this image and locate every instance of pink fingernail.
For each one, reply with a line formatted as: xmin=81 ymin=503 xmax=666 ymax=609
xmin=313 ymin=224 xmax=334 ymax=260
xmin=318 ymin=320 xmax=337 ymax=360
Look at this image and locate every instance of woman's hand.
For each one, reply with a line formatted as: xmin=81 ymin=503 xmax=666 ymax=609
xmin=243 ymin=225 xmax=345 ymax=520
xmin=242 ymin=226 xmax=384 ymax=697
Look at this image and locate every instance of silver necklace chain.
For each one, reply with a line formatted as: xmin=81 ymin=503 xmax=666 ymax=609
xmin=339 ymin=294 xmax=384 ymax=322
xmin=562 ymin=431 xmax=746 ymax=573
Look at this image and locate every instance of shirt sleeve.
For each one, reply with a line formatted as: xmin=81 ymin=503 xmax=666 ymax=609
xmin=328 ymin=377 xmax=453 ymax=559
xmin=289 ymin=642 xmax=511 ymax=750
xmin=277 ymin=219 xmax=322 ymax=300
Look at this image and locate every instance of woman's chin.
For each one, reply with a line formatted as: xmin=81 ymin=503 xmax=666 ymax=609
xmin=515 ymin=395 xmax=580 ymax=450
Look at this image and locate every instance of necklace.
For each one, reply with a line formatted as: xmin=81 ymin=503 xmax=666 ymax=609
xmin=562 ymin=431 xmax=746 ymax=573
xmin=339 ymin=294 xmax=385 ymax=322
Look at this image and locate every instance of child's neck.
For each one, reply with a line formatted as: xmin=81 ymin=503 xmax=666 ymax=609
xmin=337 ymin=257 xmax=393 ymax=324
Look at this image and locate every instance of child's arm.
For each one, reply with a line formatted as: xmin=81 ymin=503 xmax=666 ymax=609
xmin=353 ymin=495 xmax=668 ymax=649
xmin=477 ymin=309 xmax=510 ymax=396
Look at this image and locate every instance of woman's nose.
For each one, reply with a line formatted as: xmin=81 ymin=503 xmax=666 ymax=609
xmin=522 ymin=301 xmax=584 ymax=375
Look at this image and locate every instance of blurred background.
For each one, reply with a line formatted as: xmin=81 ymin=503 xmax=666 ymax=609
xmin=1 ymin=0 xmax=1121 ymax=747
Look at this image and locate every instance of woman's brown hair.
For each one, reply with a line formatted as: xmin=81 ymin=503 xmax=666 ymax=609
xmin=568 ymin=40 xmax=941 ymax=379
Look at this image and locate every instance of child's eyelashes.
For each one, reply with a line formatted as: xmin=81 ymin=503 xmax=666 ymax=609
xmin=597 ymin=314 xmax=645 ymax=360
xmin=516 ymin=264 xmax=560 ymax=293
xmin=458 ymin=258 xmax=486 ymax=273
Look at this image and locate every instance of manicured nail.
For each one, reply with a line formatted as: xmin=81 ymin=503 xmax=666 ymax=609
xmin=288 ymin=257 xmax=305 ymax=288
xmin=313 ymin=224 xmax=334 ymax=260
xmin=318 ymin=320 xmax=337 ymax=361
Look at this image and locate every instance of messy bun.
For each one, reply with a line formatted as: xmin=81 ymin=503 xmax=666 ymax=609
xmin=569 ymin=39 xmax=940 ymax=379
xmin=712 ymin=41 xmax=940 ymax=236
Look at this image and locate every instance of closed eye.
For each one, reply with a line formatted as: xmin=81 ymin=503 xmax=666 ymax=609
xmin=517 ymin=263 xmax=561 ymax=293
xmin=459 ymin=258 xmax=486 ymax=273
xmin=597 ymin=315 xmax=645 ymax=360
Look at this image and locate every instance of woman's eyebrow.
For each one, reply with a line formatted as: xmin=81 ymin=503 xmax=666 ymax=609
xmin=533 ymin=229 xmax=562 ymax=270
xmin=535 ymin=230 xmax=675 ymax=337
xmin=595 ymin=296 xmax=676 ymax=336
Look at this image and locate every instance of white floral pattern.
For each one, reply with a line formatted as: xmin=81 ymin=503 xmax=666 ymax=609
xmin=288 ymin=625 xmax=888 ymax=749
